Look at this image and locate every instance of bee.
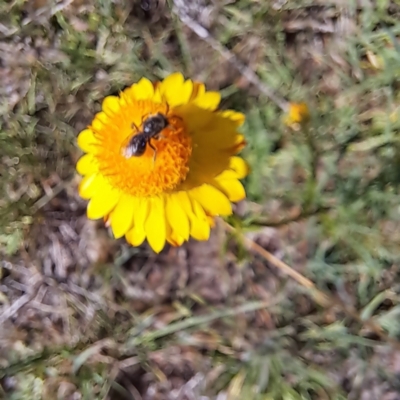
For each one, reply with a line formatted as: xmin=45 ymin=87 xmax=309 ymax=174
xmin=123 ymin=113 xmax=169 ymax=160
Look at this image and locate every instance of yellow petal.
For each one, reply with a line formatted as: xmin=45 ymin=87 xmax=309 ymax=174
xmin=175 ymin=191 xmax=194 ymax=216
xmin=166 ymin=225 xmax=185 ymax=246
xmin=181 ymin=106 xmax=238 ymax=150
xmin=175 ymin=192 xmax=208 ymax=241
xmin=102 ymin=96 xmax=121 ymax=116
xmin=216 ymin=157 xmax=249 ymax=180
xmin=160 ymin=72 xmax=184 ymax=95
xmin=189 ymin=184 xmax=232 ymax=216
xmin=132 ymin=197 xmax=149 ymax=234
xmin=144 ymin=197 xmax=166 ymax=253
xmin=207 ymin=215 xmax=216 ymax=228
xmin=126 ymin=225 xmax=146 ymax=247
xmin=76 ymin=154 xmax=98 ymax=176
xmin=95 ymin=111 xmax=109 ymax=125
xmin=230 ymin=156 xmax=249 ymax=178
xmin=152 ymin=84 xmax=162 ymax=103
xmin=79 ymin=174 xmax=101 ymax=199
xmin=231 ymin=134 xmax=246 ymax=153
xmin=87 ymin=181 xmax=121 ymax=219
xmin=92 ymin=115 xmax=104 ymax=132
xmin=119 ymin=92 xmax=128 ymax=107
xmin=125 ymin=198 xmax=149 ymax=247
xmin=160 ymin=72 xmax=193 ymax=107
xmin=174 ymin=79 xmax=193 ymax=106
xmin=189 ymin=197 xmax=211 ymax=241
xmin=213 ymin=178 xmax=246 ymax=202
xmin=192 ymin=92 xmax=221 ymax=110
xmin=176 ymin=106 xmax=240 ymax=179
xmin=191 ymin=82 xmax=206 ymax=99
xmin=165 ymin=194 xmax=190 ymax=240
xmin=125 ymin=197 xmax=148 ymax=246
xmin=160 ymin=78 xmax=194 ymax=107
xmin=175 ymin=104 xmax=215 ymax=133
xmin=131 ymin=77 xmax=155 ymax=100
xmin=110 ymin=194 xmax=135 ymax=238
xmin=219 ymin=110 xmax=246 ymax=126
xmin=77 ymin=129 xmax=97 ymax=153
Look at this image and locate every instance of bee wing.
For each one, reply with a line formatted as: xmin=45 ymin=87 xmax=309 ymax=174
xmin=121 ymin=134 xmax=137 ymax=158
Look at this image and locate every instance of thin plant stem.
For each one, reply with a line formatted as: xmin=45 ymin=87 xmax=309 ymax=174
xmin=224 ymin=221 xmax=400 ymax=350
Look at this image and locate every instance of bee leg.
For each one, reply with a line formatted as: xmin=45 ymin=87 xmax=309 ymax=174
xmin=131 ymin=121 xmax=140 ymax=131
xmin=149 ymin=141 xmax=157 ymax=163
xmin=164 ymin=121 xmax=174 ymax=132
xmin=140 ymin=113 xmax=151 ymax=124
xmin=153 ymin=132 xmax=168 ymax=141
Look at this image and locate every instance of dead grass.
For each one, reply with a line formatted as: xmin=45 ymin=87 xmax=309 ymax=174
xmin=2 ymin=1 xmax=400 ymax=399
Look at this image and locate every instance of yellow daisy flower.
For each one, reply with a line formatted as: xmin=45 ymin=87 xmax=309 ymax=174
xmin=76 ymin=72 xmax=249 ymax=253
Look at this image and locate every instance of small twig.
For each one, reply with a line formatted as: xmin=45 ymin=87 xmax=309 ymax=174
xmin=3 ymin=0 xmax=75 ymax=37
xmin=224 ymin=221 xmax=400 ymax=350
xmin=251 ymin=206 xmax=331 ymax=227
xmin=0 ymin=348 xmax=51 ymax=379
xmin=225 ymin=222 xmax=331 ymax=306
xmin=0 ymin=279 xmax=42 ymax=325
xmin=170 ymin=11 xmax=193 ymax=75
xmin=125 ymin=299 xmax=280 ymax=348
xmin=118 ymin=356 xmax=140 ymax=370
xmin=173 ymin=2 xmax=289 ymax=112
xmin=121 ymin=372 xmax=143 ymax=400
xmin=302 ymin=124 xmax=319 ymax=182
xmin=72 ymin=338 xmax=116 ymax=373
xmin=31 ymin=180 xmax=66 ymax=212
xmin=60 ymin=281 xmax=106 ymax=308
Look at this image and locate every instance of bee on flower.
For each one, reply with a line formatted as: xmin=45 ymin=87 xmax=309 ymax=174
xmin=76 ymin=72 xmax=249 ymax=253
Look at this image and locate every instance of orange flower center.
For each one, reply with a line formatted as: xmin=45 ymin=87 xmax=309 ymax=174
xmin=94 ymin=100 xmax=192 ymax=197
